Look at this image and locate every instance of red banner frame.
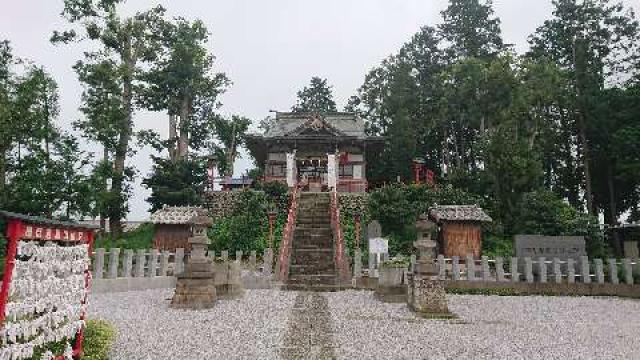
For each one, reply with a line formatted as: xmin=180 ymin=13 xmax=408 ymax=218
xmin=0 ymin=216 xmax=95 ymax=359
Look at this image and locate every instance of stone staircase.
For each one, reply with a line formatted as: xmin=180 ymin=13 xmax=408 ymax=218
xmin=286 ymin=193 xmax=340 ymax=291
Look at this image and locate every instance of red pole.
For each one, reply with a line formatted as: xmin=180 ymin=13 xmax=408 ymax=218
xmin=0 ymin=219 xmax=22 ymax=324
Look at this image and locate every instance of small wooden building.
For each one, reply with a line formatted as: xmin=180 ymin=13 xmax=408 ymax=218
xmin=429 ymin=205 xmax=492 ymax=258
xmin=150 ymin=206 xmax=210 ymax=252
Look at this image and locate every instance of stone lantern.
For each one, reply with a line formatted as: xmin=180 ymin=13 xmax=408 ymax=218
xmin=170 ymin=215 xmax=217 ymax=309
xmin=407 ymin=214 xmax=451 ymax=317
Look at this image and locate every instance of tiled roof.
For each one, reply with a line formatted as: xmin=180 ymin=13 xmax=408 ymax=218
xmin=429 ymin=205 xmax=492 ymax=223
xmin=263 ymin=112 xmax=366 ymax=138
xmin=150 ymin=206 xmax=209 ymax=225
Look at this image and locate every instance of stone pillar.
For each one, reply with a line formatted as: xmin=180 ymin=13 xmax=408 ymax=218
xmin=595 ymin=259 xmax=605 ymax=284
xmin=510 ymin=257 xmax=519 ymax=283
xmin=249 ymin=251 xmax=257 ymax=271
xmin=93 ymin=248 xmax=105 ymax=280
xmin=107 ymin=248 xmax=120 ymax=279
xmin=175 ymin=248 xmax=185 ymax=275
xmin=235 ymin=250 xmax=243 ymax=263
xmin=135 ymin=250 xmax=146 ymax=278
xmin=354 ymin=249 xmax=362 ymax=279
xmin=160 ymin=251 xmax=170 ymax=276
xmin=623 ymin=259 xmax=634 ymax=285
xmin=495 ymin=257 xmax=505 ymax=282
xmin=437 ymin=255 xmax=446 ymax=280
xmin=581 ymin=256 xmax=591 ymax=284
xmin=466 ymin=254 xmax=476 ymax=281
xmin=608 ymin=258 xmax=619 ymax=284
xmin=221 ymin=250 xmax=229 ymax=262
xmin=567 ymin=259 xmax=576 ymax=284
xmin=123 ymin=249 xmax=133 ymax=278
xmin=148 ymin=249 xmax=159 ymax=277
xmin=452 ymin=256 xmax=460 ymax=281
xmin=552 ymin=258 xmax=562 ymax=284
xmin=524 ymin=258 xmax=533 ymax=283
xmin=263 ymin=248 xmax=273 ymax=275
xmin=481 ymin=256 xmax=490 ymax=282
xmin=538 ymin=257 xmax=547 ymax=283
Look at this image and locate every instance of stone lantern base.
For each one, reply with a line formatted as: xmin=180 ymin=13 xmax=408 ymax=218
xmin=170 ymin=259 xmax=217 ymax=309
xmin=407 ymin=273 xmax=452 ymax=318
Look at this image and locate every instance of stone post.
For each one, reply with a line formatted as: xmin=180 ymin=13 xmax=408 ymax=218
xmin=160 ymin=251 xmax=170 ymax=276
xmin=249 ymin=251 xmax=257 ymax=271
xmin=107 ymin=248 xmax=120 ymax=279
xmin=221 ymin=250 xmax=229 ymax=262
xmin=595 ymin=259 xmax=605 ymax=284
xmin=148 ymin=249 xmax=159 ymax=277
xmin=368 ymin=252 xmax=376 ymax=276
xmin=510 ymin=257 xmax=519 ymax=283
xmin=623 ymin=259 xmax=634 ymax=285
xmin=410 ymin=255 xmax=417 ymax=273
xmin=481 ymin=256 xmax=490 ymax=282
xmin=437 ymin=255 xmax=446 ymax=280
xmin=452 ymin=256 xmax=460 ymax=281
xmin=495 ymin=257 xmax=505 ymax=282
xmin=466 ymin=254 xmax=476 ymax=281
xmin=538 ymin=257 xmax=547 ymax=283
xmin=354 ymin=249 xmax=362 ymax=279
xmin=552 ymin=258 xmax=562 ymax=284
xmin=123 ymin=249 xmax=133 ymax=278
xmin=175 ymin=248 xmax=185 ymax=275
xmin=524 ymin=257 xmax=533 ymax=283
xmin=608 ymin=258 xmax=619 ymax=284
xmin=235 ymin=250 xmax=243 ymax=263
xmin=135 ymin=250 xmax=146 ymax=278
xmin=263 ymin=248 xmax=273 ymax=276
xmin=567 ymin=258 xmax=576 ymax=284
xmin=581 ymin=256 xmax=591 ymax=284
xmin=93 ymin=248 xmax=105 ymax=280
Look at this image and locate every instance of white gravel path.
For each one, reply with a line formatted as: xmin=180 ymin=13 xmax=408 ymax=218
xmin=89 ymin=289 xmax=296 ymax=360
xmin=326 ymin=290 xmax=640 ymax=360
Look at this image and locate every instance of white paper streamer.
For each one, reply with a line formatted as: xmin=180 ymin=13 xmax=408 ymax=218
xmin=1 ymin=241 xmax=89 ymax=360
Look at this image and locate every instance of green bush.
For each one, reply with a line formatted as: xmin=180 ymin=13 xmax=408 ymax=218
xmin=92 ymin=223 xmax=155 ymax=250
xmin=82 ymin=319 xmax=117 ymax=360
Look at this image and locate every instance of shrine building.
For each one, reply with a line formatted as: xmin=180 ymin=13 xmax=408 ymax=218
xmin=246 ymin=112 xmax=384 ymax=192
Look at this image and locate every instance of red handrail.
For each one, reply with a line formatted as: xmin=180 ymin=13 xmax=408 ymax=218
xmin=278 ymin=185 xmax=299 ymax=281
xmin=330 ymin=190 xmax=349 ymax=282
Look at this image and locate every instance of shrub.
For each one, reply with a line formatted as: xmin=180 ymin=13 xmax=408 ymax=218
xmin=92 ymin=223 xmax=155 ymax=250
xmin=82 ymin=319 xmax=117 ymax=360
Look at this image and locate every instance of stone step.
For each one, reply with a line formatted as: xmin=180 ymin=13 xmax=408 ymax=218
xmin=288 ymin=274 xmax=337 ymax=286
xmin=289 ymin=263 xmax=335 ymax=274
xmin=282 ymin=283 xmax=343 ymax=292
xmin=294 ymin=241 xmax=333 ymax=249
xmin=296 ymin=218 xmax=330 ymax=226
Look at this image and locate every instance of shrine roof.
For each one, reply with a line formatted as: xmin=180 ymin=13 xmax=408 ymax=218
xmin=429 ymin=205 xmax=492 ymax=223
xmin=0 ymin=210 xmax=100 ymax=229
xmin=150 ymin=206 xmax=209 ymax=225
xmin=260 ymin=112 xmax=367 ymax=139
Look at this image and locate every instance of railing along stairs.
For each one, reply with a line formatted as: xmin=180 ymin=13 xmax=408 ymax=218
xmin=277 ymin=184 xmax=300 ymax=281
xmin=330 ymin=189 xmax=350 ymax=283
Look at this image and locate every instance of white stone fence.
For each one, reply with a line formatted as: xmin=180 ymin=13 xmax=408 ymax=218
xmin=91 ymin=248 xmax=275 ymax=293
xmin=352 ymin=251 xmax=640 ymax=285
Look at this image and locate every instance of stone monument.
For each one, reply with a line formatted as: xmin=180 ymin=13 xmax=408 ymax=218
xmin=407 ymin=214 xmax=451 ymax=317
xmin=170 ymin=216 xmax=217 ymax=309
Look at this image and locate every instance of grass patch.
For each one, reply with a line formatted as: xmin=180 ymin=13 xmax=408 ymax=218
xmin=93 ymin=223 xmax=155 ymax=250
xmin=82 ymin=319 xmax=117 ymax=360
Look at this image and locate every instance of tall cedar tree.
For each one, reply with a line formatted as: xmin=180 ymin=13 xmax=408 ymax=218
xmin=292 ymin=77 xmax=338 ymax=113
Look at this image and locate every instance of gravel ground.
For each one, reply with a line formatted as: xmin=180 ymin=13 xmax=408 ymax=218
xmin=326 ymin=290 xmax=640 ymax=360
xmin=89 ymin=289 xmax=640 ymax=360
xmin=89 ymin=289 xmax=296 ymax=360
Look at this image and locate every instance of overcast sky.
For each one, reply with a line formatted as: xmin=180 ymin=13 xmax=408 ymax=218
xmin=1 ymin=0 xmax=639 ymax=220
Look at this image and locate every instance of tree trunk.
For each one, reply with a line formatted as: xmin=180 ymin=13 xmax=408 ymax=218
xmin=177 ymin=96 xmax=190 ymax=159
xmin=606 ymin=162 xmax=622 ymax=256
xmin=168 ymin=114 xmax=177 ymax=162
xmin=226 ymin=120 xmax=237 ymax=177
xmin=100 ymin=147 xmax=108 ymax=233
xmin=0 ymin=147 xmax=6 ymax=200
xmin=109 ymin=39 xmax=134 ymax=239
